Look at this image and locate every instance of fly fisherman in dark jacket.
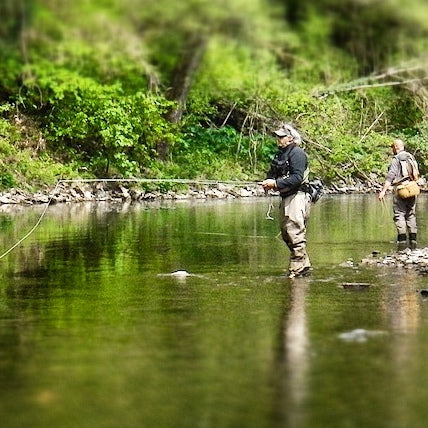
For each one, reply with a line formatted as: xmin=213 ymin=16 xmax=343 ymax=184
xmin=262 ymin=123 xmax=311 ymax=278
xmin=378 ymin=138 xmax=419 ymax=250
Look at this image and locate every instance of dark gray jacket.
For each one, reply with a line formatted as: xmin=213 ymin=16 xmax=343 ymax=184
xmin=266 ymin=144 xmax=308 ymax=197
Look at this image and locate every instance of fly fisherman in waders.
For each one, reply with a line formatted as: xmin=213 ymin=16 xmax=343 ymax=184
xmin=378 ymin=138 xmax=419 ymax=250
xmin=262 ymin=123 xmax=311 ymax=278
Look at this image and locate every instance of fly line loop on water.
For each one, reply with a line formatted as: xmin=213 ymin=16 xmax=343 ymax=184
xmin=0 ymin=178 xmax=266 ymax=260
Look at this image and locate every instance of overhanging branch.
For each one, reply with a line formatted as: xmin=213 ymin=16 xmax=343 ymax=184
xmin=317 ymin=77 xmax=428 ymax=98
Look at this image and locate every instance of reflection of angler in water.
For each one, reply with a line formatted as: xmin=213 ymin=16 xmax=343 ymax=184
xmin=382 ymin=272 xmax=420 ymax=333
xmin=272 ymin=278 xmax=310 ymax=427
xmin=381 ymin=271 xmax=421 ymax=424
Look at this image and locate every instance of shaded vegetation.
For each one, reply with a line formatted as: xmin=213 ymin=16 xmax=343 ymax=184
xmin=1 ymin=0 xmax=428 ymax=190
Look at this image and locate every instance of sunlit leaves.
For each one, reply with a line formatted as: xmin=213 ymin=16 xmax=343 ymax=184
xmin=1 ymin=0 xmax=428 ymax=184
xmin=21 ymin=63 xmax=175 ymax=175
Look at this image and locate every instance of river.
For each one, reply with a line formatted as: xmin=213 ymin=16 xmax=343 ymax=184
xmin=1 ymin=194 xmax=428 ymax=428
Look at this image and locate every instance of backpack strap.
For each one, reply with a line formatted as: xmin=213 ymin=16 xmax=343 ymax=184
xmin=408 ymin=156 xmax=419 ymax=181
xmin=399 ymin=159 xmax=410 ymax=178
xmin=395 ymin=152 xmax=419 ymax=181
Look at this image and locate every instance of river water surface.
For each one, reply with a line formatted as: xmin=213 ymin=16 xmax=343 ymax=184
xmin=1 ymin=195 xmax=428 ymax=428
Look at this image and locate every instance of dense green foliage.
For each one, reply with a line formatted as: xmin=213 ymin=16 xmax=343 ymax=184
xmin=1 ymin=0 xmax=428 ymax=189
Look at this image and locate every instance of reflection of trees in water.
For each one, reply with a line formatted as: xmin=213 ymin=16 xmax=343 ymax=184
xmin=0 ymin=202 xmax=143 ymax=393
xmin=272 ymin=278 xmax=310 ymax=428
xmin=3 ymin=200 xmax=272 ymax=279
xmin=2 ymin=201 xmax=145 ymax=274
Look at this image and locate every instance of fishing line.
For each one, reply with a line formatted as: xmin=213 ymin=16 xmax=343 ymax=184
xmin=59 ymin=178 xmax=261 ymax=186
xmin=0 ymin=180 xmax=62 ymax=260
xmin=0 ymin=178 xmax=262 ymax=260
xmin=265 ymin=201 xmax=275 ymax=220
xmin=380 ymin=197 xmax=389 ymax=218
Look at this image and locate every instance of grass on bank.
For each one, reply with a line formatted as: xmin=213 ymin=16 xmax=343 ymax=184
xmin=0 ymin=114 xmax=83 ymax=191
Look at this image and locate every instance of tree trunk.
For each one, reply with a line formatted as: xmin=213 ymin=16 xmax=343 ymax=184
xmin=156 ymin=35 xmax=206 ymax=160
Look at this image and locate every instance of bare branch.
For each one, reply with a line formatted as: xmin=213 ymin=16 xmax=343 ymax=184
xmin=318 ymin=77 xmax=428 ymax=98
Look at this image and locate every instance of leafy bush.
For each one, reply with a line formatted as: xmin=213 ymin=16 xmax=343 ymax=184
xmin=172 ymin=124 xmax=276 ymax=178
xmin=20 ymin=63 xmax=175 ymax=176
xmin=0 ymin=118 xmax=81 ymax=190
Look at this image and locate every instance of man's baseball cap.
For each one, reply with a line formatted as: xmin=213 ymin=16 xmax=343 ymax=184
xmin=273 ymin=123 xmax=302 ymax=144
xmin=273 ymin=126 xmax=292 ymax=137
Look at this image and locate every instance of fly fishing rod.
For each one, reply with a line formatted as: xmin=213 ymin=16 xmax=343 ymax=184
xmin=57 ymin=178 xmax=262 ymax=186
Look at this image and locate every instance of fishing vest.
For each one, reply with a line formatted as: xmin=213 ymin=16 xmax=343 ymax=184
xmin=269 ymin=144 xmax=309 ymax=184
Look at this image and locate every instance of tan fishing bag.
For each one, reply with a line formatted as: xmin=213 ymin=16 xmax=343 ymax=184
xmin=396 ymin=180 xmax=420 ymax=198
xmin=395 ymin=154 xmax=420 ymax=198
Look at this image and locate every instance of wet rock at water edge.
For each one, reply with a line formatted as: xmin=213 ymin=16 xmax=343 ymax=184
xmin=417 ymin=265 xmax=428 ymax=275
xmin=341 ymin=282 xmax=371 ymax=290
xmin=360 ymin=247 xmax=428 ymax=274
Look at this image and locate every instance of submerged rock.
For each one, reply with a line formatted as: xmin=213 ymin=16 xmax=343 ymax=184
xmin=170 ymin=270 xmax=191 ymax=277
xmin=338 ymin=329 xmax=387 ymax=343
xmin=157 ymin=270 xmax=193 ymax=280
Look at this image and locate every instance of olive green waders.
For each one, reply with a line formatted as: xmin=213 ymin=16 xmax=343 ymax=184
xmin=279 ymin=191 xmax=312 ymax=277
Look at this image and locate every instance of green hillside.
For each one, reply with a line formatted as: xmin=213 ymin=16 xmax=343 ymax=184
xmin=1 ymin=0 xmax=427 ymax=190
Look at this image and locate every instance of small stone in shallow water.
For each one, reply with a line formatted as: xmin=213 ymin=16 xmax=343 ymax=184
xmin=339 ymin=259 xmax=355 ymax=267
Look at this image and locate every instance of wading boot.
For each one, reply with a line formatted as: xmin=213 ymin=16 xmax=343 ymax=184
xmin=288 ymin=266 xmax=312 ymax=279
xmin=397 ymin=233 xmax=407 ymax=251
xmin=409 ymin=233 xmax=417 ymax=250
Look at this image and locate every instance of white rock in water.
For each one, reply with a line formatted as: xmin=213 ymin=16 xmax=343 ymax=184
xmin=171 ymin=270 xmax=191 ymax=277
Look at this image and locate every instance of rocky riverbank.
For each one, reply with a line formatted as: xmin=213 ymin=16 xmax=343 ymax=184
xmin=0 ymin=181 xmax=266 ymax=205
xmin=0 ymin=177 xmax=408 ymax=205
xmin=361 ymin=247 xmax=428 ymax=274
